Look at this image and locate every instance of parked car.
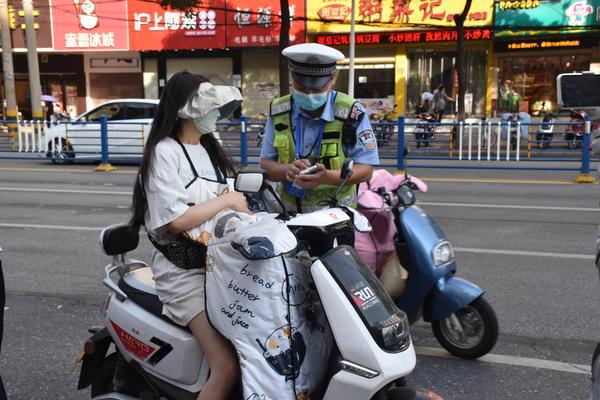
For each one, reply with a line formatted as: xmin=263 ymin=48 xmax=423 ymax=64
xmin=45 ymin=99 xmax=158 ymax=163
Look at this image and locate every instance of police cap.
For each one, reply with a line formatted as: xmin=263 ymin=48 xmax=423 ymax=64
xmin=283 ymin=43 xmax=344 ymax=89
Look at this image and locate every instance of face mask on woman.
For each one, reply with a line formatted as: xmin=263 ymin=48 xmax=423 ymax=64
xmin=291 ymin=88 xmax=329 ymax=111
xmin=193 ymin=108 xmax=221 ymax=134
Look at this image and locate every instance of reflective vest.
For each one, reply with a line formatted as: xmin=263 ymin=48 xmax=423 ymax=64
xmin=270 ymin=92 xmax=358 ymax=208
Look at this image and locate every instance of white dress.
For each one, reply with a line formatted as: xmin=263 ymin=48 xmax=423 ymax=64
xmin=144 ymin=137 xmax=226 ymax=326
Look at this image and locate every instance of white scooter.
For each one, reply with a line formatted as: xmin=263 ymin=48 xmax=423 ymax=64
xmin=74 ymin=160 xmax=440 ymax=400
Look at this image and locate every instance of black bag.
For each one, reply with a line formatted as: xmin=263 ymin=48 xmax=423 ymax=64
xmin=148 ymin=234 xmax=207 ymax=271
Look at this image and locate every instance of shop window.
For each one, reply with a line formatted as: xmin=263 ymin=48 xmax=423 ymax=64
xmin=334 ymin=63 xmax=396 ymax=114
xmin=407 ymin=49 xmax=487 ymax=116
xmin=498 ymin=54 xmax=591 ymax=115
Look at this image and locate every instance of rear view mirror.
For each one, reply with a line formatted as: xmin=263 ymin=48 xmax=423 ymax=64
xmin=344 ymin=207 xmax=372 ymax=232
xmin=234 ymin=171 xmax=264 ymax=193
xmin=396 ymin=186 xmax=416 ymax=207
xmin=340 ymin=159 xmax=354 ymax=180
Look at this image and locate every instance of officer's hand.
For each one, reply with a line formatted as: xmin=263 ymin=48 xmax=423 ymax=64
xmin=285 ymin=159 xmax=311 ymax=182
xmin=296 ymin=163 xmax=327 ymax=189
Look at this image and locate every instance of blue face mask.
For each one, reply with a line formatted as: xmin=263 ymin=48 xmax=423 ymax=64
xmin=291 ymin=88 xmax=329 ymax=111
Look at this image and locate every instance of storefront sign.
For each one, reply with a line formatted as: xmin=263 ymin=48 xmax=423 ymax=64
xmin=128 ymin=0 xmax=226 ymax=50
xmin=9 ymin=0 xmax=53 ymax=49
xmin=494 ymin=36 xmax=597 ymax=51
xmin=308 ymin=0 xmax=493 ymax=34
xmin=225 ymin=0 xmax=305 ymax=47
xmin=495 ymin=0 xmax=600 ymax=35
xmin=50 ymin=0 xmax=129 ymax=51
xmin=315 ymin=28 xmax=492 ymax=46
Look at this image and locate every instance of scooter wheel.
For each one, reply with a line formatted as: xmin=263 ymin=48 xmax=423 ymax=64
xmin=91 ymin=353 xmax=118 ymax=397
xmin=431 ymin=296 xmax=498 ymax=359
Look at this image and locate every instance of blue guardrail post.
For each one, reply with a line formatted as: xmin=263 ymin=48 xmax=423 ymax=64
xmin=397 ymin=116 xmax=405 ymax=171
xmin=95 ymin=115 xmax=117 ymax=172
xmin=240 ymin=116 xmax=248 ymax=167
xmin=575 ymin=118 xmax=596 ymax=183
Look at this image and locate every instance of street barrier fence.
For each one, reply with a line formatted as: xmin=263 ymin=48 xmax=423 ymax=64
xmin=1 ymin=116 xmax=596 ymax=179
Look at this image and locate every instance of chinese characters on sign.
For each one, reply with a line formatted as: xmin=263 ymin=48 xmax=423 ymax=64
xmin=308 ymin=0 xmax=493 ymax=33
xmin=314 ymin=28 xmax=493 ymax=46
xmin=133 ymin=10 xmax=218 ymax=35
xmin=51 ymin=0 xmax=128 ymax=51
xmin=226 ymin=0 xmax=305 ymax=47
xmin=128 ymin=0 xmax=226 ymax=50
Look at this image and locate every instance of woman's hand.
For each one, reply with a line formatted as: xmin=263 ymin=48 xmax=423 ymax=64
xmin=224 ymin=191 xmax=250 ymax=213
xmin=286 ymin=159 xmax=311 ymax=182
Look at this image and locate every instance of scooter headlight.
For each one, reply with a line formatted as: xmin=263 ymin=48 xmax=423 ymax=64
xmin=379 ymin=311 xmax=411 ymax=352
xmin=433 ymin=241 xmax=454 ymax=267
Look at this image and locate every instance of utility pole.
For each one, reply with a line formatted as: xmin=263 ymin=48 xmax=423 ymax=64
xmin=22 ymin=0 xmax=42 ymax=119
xmin=348 ymin=0 xmax=356 ymax=97
xmin=0 ymin=0 xmax=17 ymax=124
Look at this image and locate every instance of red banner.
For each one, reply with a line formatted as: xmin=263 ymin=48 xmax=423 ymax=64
xmin=128 ymin=0 xmax=226 ymax=50
xmin=225 ymin=0 xmax=305 ymax=47
xmin=50 ymin=0 xmax=129 ymax=51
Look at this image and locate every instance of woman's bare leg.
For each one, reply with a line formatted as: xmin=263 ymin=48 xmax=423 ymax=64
xmin=189 ymin=311 xmax=238 ymax=400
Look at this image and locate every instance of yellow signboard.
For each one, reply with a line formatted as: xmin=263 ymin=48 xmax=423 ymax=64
xmin=307 ymin=0 xmax=494 ymax=33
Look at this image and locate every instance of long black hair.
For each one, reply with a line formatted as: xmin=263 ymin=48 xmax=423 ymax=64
xmin=129 ymin=71 xmax=236 ymax=232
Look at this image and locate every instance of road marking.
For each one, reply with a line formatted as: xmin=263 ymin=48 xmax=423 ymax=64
xmin=0 ymin=222 xmax=593 ymax=260
xmin=0 ymin=166 xmax=137 ymax=174
xmin=0 ymin=186 xmax=131 ymax=195
xmin=0 ymin=223 xmax=102 ymax=231
xmin=1 ymin=186 xmax=598 ymax=214
xmin=454 ymin=247 xmax=595 ymax=260
xmin=415 ymin=346 xmax=591 ymax=375
xmin=420 ymin=201 xmax=599 ymax=212
xmin=418 ymin=177 xmax=578 ymax=185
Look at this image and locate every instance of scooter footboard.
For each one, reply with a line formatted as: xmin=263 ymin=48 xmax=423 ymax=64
xmin=423 ymin=277 xmax=483 ymax=322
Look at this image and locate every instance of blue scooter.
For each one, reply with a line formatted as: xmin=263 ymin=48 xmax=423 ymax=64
xmin=361 ymin=176 xmax=499 ymax=359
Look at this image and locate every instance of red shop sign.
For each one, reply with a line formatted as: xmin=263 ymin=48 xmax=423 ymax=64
xmin=226 ymin=0 xmax=305 ymax=47
xmin=315 ymin=28 xmax=493 ymax=46
xmin=128 ymin=0 xmax=226 ymax=50
xmin=50 ymin=0 xmax=129 ymax=51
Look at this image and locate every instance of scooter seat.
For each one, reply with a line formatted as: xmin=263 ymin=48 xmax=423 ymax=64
xmin=118 ymin=267 xmax=189 ymax=331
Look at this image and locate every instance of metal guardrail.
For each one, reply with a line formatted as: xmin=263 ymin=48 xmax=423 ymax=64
xmin=2 ymin=116 xmax=595 ymax=178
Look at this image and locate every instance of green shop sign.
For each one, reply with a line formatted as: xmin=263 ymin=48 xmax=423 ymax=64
xmin=495 ymin=0 xmax=600 ymax=36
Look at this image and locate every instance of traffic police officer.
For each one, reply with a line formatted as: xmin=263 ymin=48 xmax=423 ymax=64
xmin=260 ymin=43 xmax=379 ymax=213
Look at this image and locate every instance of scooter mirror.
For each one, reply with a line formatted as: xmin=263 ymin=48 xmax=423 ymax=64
xmin=234 ymin=171 xmax=265 ymax=193
xmin=347 ymin=207 xmax=372 ymax=232
xmin=340 ymin=159 xmax=354 ymax=180
xmin=397 ymin=185 xmax=416 ymax=207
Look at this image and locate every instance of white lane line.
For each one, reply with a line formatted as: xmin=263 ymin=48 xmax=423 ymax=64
xmin=0 ymin=186 xmax=131 ymax=196
xmin=2 ymin=186 xmax=599 ymax=213
xmin=416 ymin=346 xmax=591 ymax=375
xmin=0 ymin=223 xmax=595 ymax=261
xmin=420 ymin=201 xmax=600 ymax=213
xmin=454 ymin=247 xmax=595 ymax=260
xmin=0 ymin=223 xmax=103 ymax=231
